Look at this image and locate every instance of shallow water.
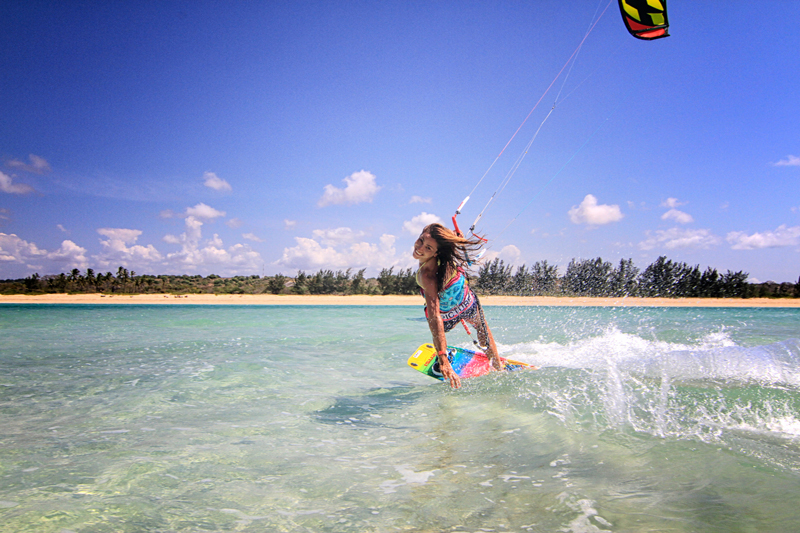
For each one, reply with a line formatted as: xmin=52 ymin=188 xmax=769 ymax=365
xmin=1 ymin=304 xmax=799 ymax=532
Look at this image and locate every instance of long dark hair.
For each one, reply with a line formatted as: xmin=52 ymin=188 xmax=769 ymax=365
xmin=423 ymin=223 xmax=485 ymax=293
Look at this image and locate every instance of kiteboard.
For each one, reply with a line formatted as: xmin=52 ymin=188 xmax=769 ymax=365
xmin=408 ymin=343 xmax=534 ymax=381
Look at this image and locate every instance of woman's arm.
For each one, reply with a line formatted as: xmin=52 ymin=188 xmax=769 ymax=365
xmin=420 ymin=269 xmax=461 ymax=389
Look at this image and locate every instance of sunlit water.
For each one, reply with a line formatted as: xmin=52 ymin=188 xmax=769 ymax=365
xmin=1 ymin=304 xmax=800 ymax=532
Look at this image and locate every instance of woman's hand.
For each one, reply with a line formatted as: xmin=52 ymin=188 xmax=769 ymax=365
xmin=438 ymin=354 xmax=462 ymax=389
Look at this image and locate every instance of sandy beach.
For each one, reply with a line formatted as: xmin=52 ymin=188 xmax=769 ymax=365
xmin=2 ymin=293 xmax=799 ymax=307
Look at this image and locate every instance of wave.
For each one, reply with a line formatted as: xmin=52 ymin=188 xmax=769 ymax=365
xmin=505 ymin=327 xmax=800 ymax=387
xmin=476 ymin=328 xmax=800 ymax=471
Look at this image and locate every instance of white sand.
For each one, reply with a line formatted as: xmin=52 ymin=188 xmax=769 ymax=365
xmin=2 ymin=293 xmax=799 ymax=307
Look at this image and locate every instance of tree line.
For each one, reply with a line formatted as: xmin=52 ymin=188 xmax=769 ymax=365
xmin=474 ymin=257 xmax=762 ymax=298
xmin=2 ymin=256 xmax=798 ymax=298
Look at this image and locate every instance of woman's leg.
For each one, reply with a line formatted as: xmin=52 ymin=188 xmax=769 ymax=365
xmin=466 ymin=304 xmax=503 ymax=370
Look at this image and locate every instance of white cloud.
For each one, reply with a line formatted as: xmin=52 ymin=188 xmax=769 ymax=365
xmin=284 ymin=219 xmax=297 ymax=230
xmin=278 ymin=237 xmax=346 ymax=269
xmin=275 ymin=233 xmax=399 ymax=274
xmin=402 ymin=212 xmax=443 ymax=235
xmin=203 ymin=171 xmax=232 ymax=191
xmin=726 ymin=225 xmax=800 ymax=250
xmin=2 ymin=219 xmax=264 ymax=277
xmin=568 ymin=194 xmax=624 ymax=225
xmin=163 ymin=216 xmax=262 ymax=275
xmin=164 ymin=204 xmax=227 ymax=220
xmin=410 ymin=195 xmax=432 ymax=204
xmin=242 ymin=232 xmax=264 ymax=242
xmin=482 ymin=244 xmax=521 ymax=265
xmin=7 ymin=154 xmax=51 ymax=174
xmin=639 ymin=228 xmax=721 ymax=250
xmin=0 ymin=233 xmax=86 ymax=271
xmin=98 ymin=228 xmax=144 ymax=244
xmin=318 ymin=170 xmax=381 ymax=207
xmin=57 ymin=224 xmax=68 ymax=233
xmin=772 ymin=155 xmax=800 ymax=167
xmin=48 ymin=240 xmax=89 ymax=269
xmin=0 ymin=232 xmax=47 ymax=263
xmin=312 ymin=227 xmax=366 ymax=246
xmin=661 ymin=198 xmax=685 ymax=209
xmin=226 ymin=218 xmax=243 ymax=229
xmin=660 ymin=198 xmax=693 ymax=224
xmin=186 ymin=203 xmax=226 ymax=220
xmin=95 ymin=228 xmax=162 ymax=269
xmin=661 ymin=208 xmax=694 ymax=224
xmin=0 ymin=171 xmax=34 ymax=194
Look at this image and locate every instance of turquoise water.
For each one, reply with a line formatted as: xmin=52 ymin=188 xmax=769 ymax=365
xmin=1 ymin=304 xmax=799 ymax=532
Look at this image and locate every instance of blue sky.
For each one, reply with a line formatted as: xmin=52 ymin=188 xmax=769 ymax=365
xmin=2 ymin=1 xmax=798 ymax=282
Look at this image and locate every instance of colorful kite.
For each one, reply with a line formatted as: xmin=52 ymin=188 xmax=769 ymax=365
xmin=618 ymin=0 xmax=669 ymax=40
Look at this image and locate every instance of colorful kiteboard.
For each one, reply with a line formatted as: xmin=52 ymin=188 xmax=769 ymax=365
xmin=408 ymin=343 xmax=534 ymax=381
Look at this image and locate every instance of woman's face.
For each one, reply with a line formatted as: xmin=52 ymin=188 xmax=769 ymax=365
xmin=413 ymin=232 xmax=438 ymax=263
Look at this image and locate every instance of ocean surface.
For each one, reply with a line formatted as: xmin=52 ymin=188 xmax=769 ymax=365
xmin=1 ymin=303 xmax=799 ymax=533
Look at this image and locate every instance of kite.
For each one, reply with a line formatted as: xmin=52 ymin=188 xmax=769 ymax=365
xmin=618 ymin=0 xmax=669 ymax=40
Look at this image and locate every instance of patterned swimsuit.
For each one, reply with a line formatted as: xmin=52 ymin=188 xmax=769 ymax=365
xmin=417 ymin=263 xmax=481 ymax=332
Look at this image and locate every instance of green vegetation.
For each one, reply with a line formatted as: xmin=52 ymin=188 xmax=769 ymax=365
xmin=475 ymin=256 xmax=797 ymax=298
xmin=2 ymin=257 xmax=798 ymax=298
xmin=1 ymin=267 xmax=379 ymax=296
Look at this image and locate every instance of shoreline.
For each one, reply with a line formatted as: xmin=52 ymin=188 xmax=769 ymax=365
xmin=1 ymin=293 xmax=800 ymax=307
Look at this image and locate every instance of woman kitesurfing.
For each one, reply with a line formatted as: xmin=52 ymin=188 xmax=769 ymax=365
xmin=410 ymin=0 xmax=670 ymax=388
xmin=414 ymin=223 xmax=502 ymax=389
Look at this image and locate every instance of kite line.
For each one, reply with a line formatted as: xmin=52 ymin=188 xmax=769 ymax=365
xmin=495 ymin=62 xmax=650 ymax=239
xmin=452 ymin=0 xmax=616 ymax=238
